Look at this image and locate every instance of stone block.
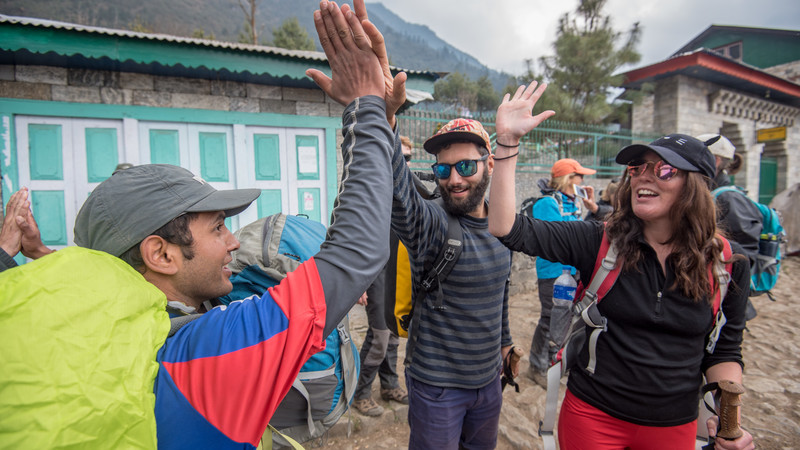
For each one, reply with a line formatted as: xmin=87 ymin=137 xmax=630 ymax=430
xmin=260 ymin=98 xmax=296 ymax=114
xmin=52 ymin=85 xmax=101 ymax=103
xmin=68 ymin=68 xmax=119 ymax=88
xmin=283 ymin=87 xmax=324 ymax=103
xmin=170 ymin=93 xmax=227 ymax=110
xmin=230 ymin=97 xmax=260 ymax=113
xmin=0 ymin=81 xmax=51 ymax=100
xmin=247 ymin=84 xmax=282 ymax=100
xmin=0 ymin=65 xmax=14 ymax=81
xmin=154 ymin=76 xmax=211 ymax=94
xmin=132 ymin=90 xmax=172 ymax=107
xmin=296 ymin=101 xmax=328 ymax=117
xmin=100 ymin=87 xmax=132 ymax=105
xmin=120 ymin=72 xmax=154 ymax=90
xmin=328 ymin=102 xmax=345 ymax=118
xmin=16 ymin=65 xmax=67 ymax=85
xmin=211 ymin=80 xmax=247 ymax=97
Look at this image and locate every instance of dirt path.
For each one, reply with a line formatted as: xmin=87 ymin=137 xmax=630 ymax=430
xmin=317 ymin=256 xmax=800 ymax=449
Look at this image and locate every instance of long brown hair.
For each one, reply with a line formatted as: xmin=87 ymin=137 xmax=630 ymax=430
xmin=605 ymin=171 xmax=727 ymax=302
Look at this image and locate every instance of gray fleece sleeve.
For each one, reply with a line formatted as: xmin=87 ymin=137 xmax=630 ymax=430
xmin=0 ymin=248 xmax=18 ymax=273
xmin=314 ymin=96 xmax=394 ymax=337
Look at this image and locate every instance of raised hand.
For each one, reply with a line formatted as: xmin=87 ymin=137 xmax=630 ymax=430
xmin=349 ymin=0 xmax=406 ymax=127
xmin=306 ymin=0 xmax=385 ymax=107
xmin=0 ymin=188 xmax=52 ymax=259
xmin=495 ymin=81 xmax=555 ymax=147
xmin=0 ymin=188 xmax=28 ymax=257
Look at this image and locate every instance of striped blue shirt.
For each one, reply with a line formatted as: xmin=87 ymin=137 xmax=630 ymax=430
xmin=390 ymin=137 xmax=512 ymax=389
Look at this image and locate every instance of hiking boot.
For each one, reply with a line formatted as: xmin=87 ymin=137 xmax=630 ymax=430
xmin=380 ymin=387 xmax=409 ymax=404
xmin=527 ymin=367 xmax=548 ymax=389
xmin=353 ymin=397 xmax=384 ymax=416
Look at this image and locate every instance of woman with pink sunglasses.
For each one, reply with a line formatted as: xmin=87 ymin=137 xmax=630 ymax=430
xmin=488 ymin=82 xmax=754 ymax=450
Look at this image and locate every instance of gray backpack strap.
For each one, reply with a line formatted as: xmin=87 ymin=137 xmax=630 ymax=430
xmin=405 ymin=199 xmax=463 ymax=363
xmin=168 ymin=313 xmax=202 ymax=337
xmin=540 ymin=233 xmax=618 ymax=450
xmin=322 ymin=316 xmax=357 ymax=427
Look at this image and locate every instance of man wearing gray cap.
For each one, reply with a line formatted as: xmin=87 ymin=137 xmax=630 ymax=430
xmin=0 ymin=2 xmax=394 ymax=448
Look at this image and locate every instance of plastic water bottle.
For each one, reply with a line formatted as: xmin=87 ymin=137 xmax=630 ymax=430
xmin=550 ymin=268 xmax=577 ymax=347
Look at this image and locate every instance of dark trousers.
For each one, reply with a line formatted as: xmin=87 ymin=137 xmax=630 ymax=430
xmin=530 ymin=277 xmax=556 ymax=373
xmin=354 ymin=265 xmax=400 ymax=400
xmin=406 ymin=371 xmax=502 ymax=450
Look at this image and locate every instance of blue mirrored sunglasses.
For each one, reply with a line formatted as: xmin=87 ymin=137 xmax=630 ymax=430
xmin=431 ymin=154 xmax=489 ymax=180
xmin=626 ymin=160 xmax=679 ymax=181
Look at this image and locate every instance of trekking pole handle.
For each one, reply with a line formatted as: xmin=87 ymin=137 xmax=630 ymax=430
xmin=716 ymin=380 xmax=745 ymax=440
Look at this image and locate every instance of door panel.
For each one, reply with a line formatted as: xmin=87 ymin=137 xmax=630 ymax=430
xmin=12 ymin=116 xmax=329 ymax=255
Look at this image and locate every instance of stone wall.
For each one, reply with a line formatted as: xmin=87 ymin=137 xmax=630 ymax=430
xmin=0 ymin=65 xmax=345 ymax=118
xmin=630 ymin=74 xmax=800 ymax=198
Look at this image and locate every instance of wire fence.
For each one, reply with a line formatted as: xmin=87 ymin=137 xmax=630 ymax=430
xmin=398 ymin=109 xmax=663 ymax=178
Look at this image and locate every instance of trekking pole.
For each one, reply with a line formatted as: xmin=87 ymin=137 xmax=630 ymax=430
xmin=501 ymin=346 xmax=524 ymax=392
xmin=716 ymin=380 xmax=745 ymax=440
xmin=702 ymin=380 xmax=745 ymax=449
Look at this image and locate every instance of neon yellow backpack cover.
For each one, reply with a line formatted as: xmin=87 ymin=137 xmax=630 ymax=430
xmin=0 ymin=247 xmax=169 ymax=449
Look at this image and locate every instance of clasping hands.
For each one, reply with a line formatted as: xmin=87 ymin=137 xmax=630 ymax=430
xmin=306 ymin=0 xmax=385 ymax=106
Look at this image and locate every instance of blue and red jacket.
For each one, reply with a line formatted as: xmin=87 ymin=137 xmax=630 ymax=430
xmin=155 ymin=261 xmax=326 ymax=448
xmin=153 ymin=96 xmax=395 ymax=449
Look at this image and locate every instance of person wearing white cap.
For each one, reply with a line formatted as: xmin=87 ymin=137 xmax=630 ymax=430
xmin=697 ymin=134 xmax=762 ymax=275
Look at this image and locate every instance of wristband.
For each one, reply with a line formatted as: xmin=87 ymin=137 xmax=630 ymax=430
xmin=493 ymin=151 xmax=519 ymax=161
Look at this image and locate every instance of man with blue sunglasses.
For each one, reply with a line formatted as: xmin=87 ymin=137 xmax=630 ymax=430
xmin=390 ymin=117 xmax=518 ymax=449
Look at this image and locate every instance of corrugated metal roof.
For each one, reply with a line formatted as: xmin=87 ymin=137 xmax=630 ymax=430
xmin=0 ymin=14 xmax=434 ymax=76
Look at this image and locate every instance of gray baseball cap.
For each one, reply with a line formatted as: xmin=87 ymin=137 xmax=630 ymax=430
xmin=74 ymin=164 xmax=260 ymax=257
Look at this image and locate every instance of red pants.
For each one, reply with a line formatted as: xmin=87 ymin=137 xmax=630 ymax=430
xmin=558 ymin=390 xmax=697 ymax=450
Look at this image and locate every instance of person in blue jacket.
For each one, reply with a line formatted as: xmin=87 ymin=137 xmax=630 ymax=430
xmin=0 ymin=2 xmax=402 ymax=448
xmin=527 ymin=157 xmax=597 ymax=386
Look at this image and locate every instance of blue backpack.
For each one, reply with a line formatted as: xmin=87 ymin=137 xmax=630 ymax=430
xmin=713 ymin=186 xmax=785 ymax=299
xmin=219 ymin=213 xmax=359 ymax=447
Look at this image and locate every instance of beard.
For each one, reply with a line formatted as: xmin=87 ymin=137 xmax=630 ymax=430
xmin=439 ymin=169 xmax=490 ymax=216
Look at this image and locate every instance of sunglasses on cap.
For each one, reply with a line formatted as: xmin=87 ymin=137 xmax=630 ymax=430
xmin=431 ymin=154 xmax=489 ymax=180
xmin=627 ymin=160 xmax=679 ymax=181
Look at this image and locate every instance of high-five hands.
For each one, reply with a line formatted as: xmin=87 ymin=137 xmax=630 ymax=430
xmin=348 ymin=0 xmax=407 ymax=127
xmin=306 ymin=0 xmax=385 ymax=106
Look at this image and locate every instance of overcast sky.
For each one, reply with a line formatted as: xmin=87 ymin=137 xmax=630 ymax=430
xmin=380 ymin=0 xmax=800 ymax=75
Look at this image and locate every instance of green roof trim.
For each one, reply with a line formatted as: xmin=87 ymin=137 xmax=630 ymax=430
xmin=0 ymin=15 xmax=438 ymax=91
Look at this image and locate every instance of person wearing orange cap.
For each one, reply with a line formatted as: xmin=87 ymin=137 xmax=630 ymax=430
xmin=524 ymin=157 xmax=597 ymax=386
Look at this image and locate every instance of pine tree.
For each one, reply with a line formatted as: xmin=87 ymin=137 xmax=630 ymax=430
xmin=271 ymin=17 xmax=315 ymax=51
xmin=515 ymin=0 xmax=641 ymax=124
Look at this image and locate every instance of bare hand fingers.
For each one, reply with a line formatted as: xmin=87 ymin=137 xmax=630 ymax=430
xmin=345 ymin=10 xmax=372 ymax=51
xmin=327 ymin=1 xmax=358 ymax=50
xmin=522 ymin=80 xmax=539 ymax=99
xmin=530 ymin=82 xmax=548 ymax=102
xmin=306 ymin=69 xmax=334 ymax=95
xmin=313 ymin=8 xmax=336 ymax=56
xmin=353 ymin=0 xmax=368 ymax=21
xmin=531 ymin=110 xmax=556 ymax=127
xmin=511 ymin=84 xmax=527 ymax=101
xmin=319 ymin=1 xmax=346 ymax=52
xmin=6 ymin=188 xmax=28 ymax=215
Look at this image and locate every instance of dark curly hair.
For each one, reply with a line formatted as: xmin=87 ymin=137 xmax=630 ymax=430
xmin=605 ymin=171 xmax=731 ymax=302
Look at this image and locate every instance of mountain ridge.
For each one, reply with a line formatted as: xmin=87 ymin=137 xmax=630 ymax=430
xmin=0 ymin=0 xmax=512 ymax=90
